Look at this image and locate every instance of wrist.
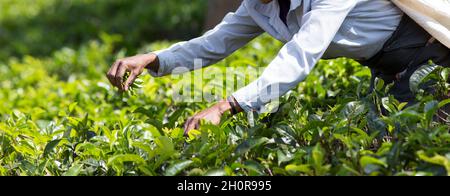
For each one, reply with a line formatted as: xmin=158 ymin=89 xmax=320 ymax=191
xmin=145 ymin=53 xmax=160 ymax=72
xmin=226 ymin=96 xmax=243 ymax=115
xmin=217 ymin=99 xmax=232 ymax=115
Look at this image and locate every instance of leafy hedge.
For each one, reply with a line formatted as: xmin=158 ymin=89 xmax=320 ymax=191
xmin=1 ymin=34 xmax=449 ymax=176
xmin=0 ymin=0 xmax=206 ymax=60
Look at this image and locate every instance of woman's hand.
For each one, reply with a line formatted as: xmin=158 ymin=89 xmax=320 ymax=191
xmin=184 ymin=97 xmax=242 ymax=136
xmin=106 ymin=53 xmax=159 ymax=91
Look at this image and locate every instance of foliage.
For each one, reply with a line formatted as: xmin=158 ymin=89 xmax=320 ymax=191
xmin=0 ymin=0 xmax=207 ymax=61
xmin=1 ymin=33 xmax=449 ymax=176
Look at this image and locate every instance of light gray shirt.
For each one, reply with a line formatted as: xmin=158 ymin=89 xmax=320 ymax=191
xmin=150 ymin=0 xmax=403 ymax=113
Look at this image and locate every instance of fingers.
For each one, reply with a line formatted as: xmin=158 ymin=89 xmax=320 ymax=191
xmin=107 ymin=61 xmax=120 ymax=88
xmin=183 ymin=118 xmax=192 ymax=136
xmin=183 ymin=106 xmax=222 ymax=137
xmin=115 ymin=63 xmax=128 ymax=91
xmin=124 ymin=71 xmax=139 ymax=91
xmin=107 ymin=55 xmax=151 ymax=91
xmin=107 ymin=59 xmax=134 ymax=91
xmin=184 ymin=117 xmax=199 ymax=137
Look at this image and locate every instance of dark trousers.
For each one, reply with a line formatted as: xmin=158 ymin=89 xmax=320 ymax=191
xmin=359 ymin=15 xmax=450 ymax=104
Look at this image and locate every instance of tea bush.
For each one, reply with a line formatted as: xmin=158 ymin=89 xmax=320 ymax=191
xmin=1 ymin=33 xmax=449 ymax=176
xmin=0 ymin=0 xmax=206 ymax=60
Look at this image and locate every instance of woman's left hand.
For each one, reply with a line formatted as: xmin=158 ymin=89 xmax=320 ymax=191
xmin=183 ymin=100 xmax=232 ymax=136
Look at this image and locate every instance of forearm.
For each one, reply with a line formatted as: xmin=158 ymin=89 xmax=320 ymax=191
xmin=213 ymin=97 xmax=243 ymax=116
xmin=148 ymin=4 xmax=262 ymax=77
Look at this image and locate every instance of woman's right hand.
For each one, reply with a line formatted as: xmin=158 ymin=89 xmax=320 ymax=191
xmin=106 ymin=53 xmax=159 ymax=91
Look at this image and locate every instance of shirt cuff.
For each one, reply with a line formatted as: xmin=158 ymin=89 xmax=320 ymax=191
xmin=147 ymin=49 xmax=173 ymax=77
xmin=231 ymin=81 xmax=261 ymax=113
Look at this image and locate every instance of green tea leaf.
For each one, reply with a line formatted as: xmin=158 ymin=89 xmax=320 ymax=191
xmin=417 ymin=151 xmax=450 ymax=175
xmin=286 ymin=164 xmax=311 ymax=174
xmin=43 ymin=139 xmax=61 ymax=157
xmin=410 ymin=63 xmax=439 ymax=93
xmin=360 ymin=156 xmax=387 ymax=168
xmin=424 ymin=100 xmax=439 ymax=122
xmin=235 ymin=137 xmax=269 ymax=156
xmin=63 ymin=164 xmax=83 ymax=176
xmin=164 ymin=160 xmax=193 ymax=176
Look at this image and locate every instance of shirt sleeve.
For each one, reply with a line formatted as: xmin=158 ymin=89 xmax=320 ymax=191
xmin=149 ymin=3 xmax=264 ymax=77
xmin=232 ymin=0 xmax=357 ymax=113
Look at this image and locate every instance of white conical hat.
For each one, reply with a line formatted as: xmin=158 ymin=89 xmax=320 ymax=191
xmin=392 ymin=0 xmax=450 ymax=48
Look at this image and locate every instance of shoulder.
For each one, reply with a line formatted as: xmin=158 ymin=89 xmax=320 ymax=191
xmin=309 ymin=0 xmax=357 ymax=9
xmin=242 ymin=0 xmax=264 ymax=10
xmin=241 ymin=0 xmax=275 ymax=16
xmin=310 ymin=0 xmax=357 ymax=5
xmin=242 ymin=0 xmax=258 ymax=7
